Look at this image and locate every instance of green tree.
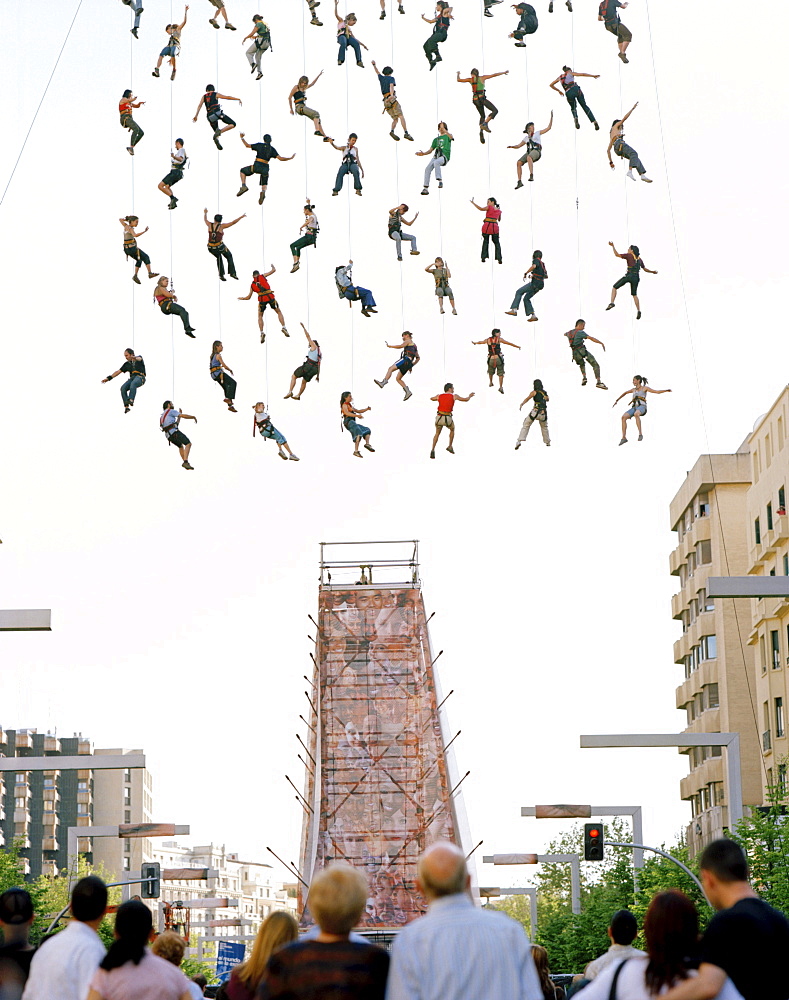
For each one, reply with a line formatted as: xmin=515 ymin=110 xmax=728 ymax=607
xmin=631 ymin=838 xmax=710 ymax=935
xmin=29 ymin=856 xmax=121 ymax=947
xmin=181 ymin=956 xmax=219 ymax=985
xmin=730 ymin=764 xmax=789 ymax=917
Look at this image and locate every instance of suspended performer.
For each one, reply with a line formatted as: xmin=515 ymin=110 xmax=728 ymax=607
xmin=430 ymin=382 xmax=474 ymax=459
xmin=510 ymin=2 xmax=537 ymax=45
xmin=203 ymin=210 xmax=244 ymax=281
xmin=483 ymin=0 xmax=503 ymax=19
xmin=606 ymin=241 xmax=657 ymax=319
xmin=121 ymin=0 xmax=143 ymax=38
xmin=374 ymin=332 xmax=420 ymax=400
xmin=370 ymin=61 xmax=413 ymax=141
xmin=550 ymin=66 xmax=600 ymax=130
xmin=253 ymin=403 xmax=300 ymax=460
xmin=238 ymin=132 xmax=295 ymax=205
xmin=417 ymin=123 xmax=453 ymax=194
xmin=102 ymin=349 xmax=146 ymax=414
xmin=238 ymin=267 xmax=288 ymax=342
xmin=340 ymin=392 xmax=375 ymax=458
xmin=119 ymin=90 xmax=145 ymax=155
xmin=193 ymin=84 xmax=242 ymax=150
xmin=285 ymin=323 xmax=321 ymax=399
xmin=160 ymin=401 xmax=197 ymax=469
xmin=564 ymin=319 xmax=607 ymax=388
xmin=305 ymin=0 xmax=323 ymax=26
xmin=598 ymin=0 xmax=631 ymax=63
xmin=388 ymin=205 xmax=420 ymax=261
xmin=334 ymin=3 xmax=368 ymax=67
xmin=158 ymin=139 xmax=187 ymax=210
xmin=206 ymin=0 xmax=235 ymax=30
xmin=335 ymin=261 xmax=377 ymax=316
xmin=607 ymin=103 xmax=652 ymax=182
xmin=471 ymin=329 xmax=520 ymax=393
xmin=471 ymin=197 xmax=503 ymax=264
xmin=425 ymin=257 xmax=457 ymax=315
xmin=506 ymin=250 xmax=547 ymax=321
xmin=209 ymin=341 xmax=238 ymax=412
xmin=330 ymin=133 xmax=364 ymax=196
xmin=289 ymin=72 xmax=333 ymax=142
xmin=152 ymin=6 xmax=188 ymax=80
xmin=509 ymin=112 xmax=552 ymax=186
xmin=153 ymin=276 xmax=195 ymax=337
xmin=289 ymin=203 xmax=320 ymax=272
xmin=456 ymin=68 xmax=508 ymax=144
xmin=614 ymin=375 xmax=671 ymax=445
xmin=422 ymin=2 xmax=453 ymax=71
xmin=119 ymin=216 xmax=159 ymax=283
xmin=516 ymin=379 xmax=550 ymax=448
xmin=243 ymin=15 xmax=271 ymax=80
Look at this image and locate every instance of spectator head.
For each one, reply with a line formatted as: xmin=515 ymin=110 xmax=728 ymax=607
xmin=609 ymin=909 xmax=638 ymax=945
xmin=416 ymin=842 xmax=469 ymax=901
xmin=236 ymin=910 xmax=298 ymax=991
xmin=308 ymin=863 xmax=368 ymax=935
xmin=152 ymin=930 xmax=186 ymax=966
xmin=699 ymin=839 xmax=750 ymax=908
xmin=0 ymin=888 xmax=34 ymax=938
xmin=192 ymin=973 xmax=208 ymax=993
xmin=100 ymin=899 xmax=152 ymax=972
xmin=643 ymin=890 xmax=697 ymax=994
xmin=531 ymin=944 xmax=554 ymax=997
xmin=71 ymin=876 xmax=108 ymax=925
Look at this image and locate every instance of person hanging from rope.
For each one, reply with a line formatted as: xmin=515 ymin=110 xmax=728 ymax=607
xmin=505 ymin=250 xmax=547 ymax=321
xmin=153 ymin=276 xmax=196 ymax=337
xmin=387 ymin=205 xmax=420 ymax=261
xmin=509 ymin=2 xmax=537 ymax=44
xmin=119 ymin=216 xmax=159 ymax=283
xmin=471 ymin=329 xmax=520 ymax=393
xmin=207 ymin=0 xmax=236 ymax=31
xmin=238 ymin=132 xmax=295 ymax=205
xmin=422 ymin=2 xmax=453 ymax=71
xmin=370 ymin=61 xmax=413 ymax=141
xmin=516 ymin=378 xmax=551 ymax=448
xmin=285 ymin=323 xmax=321 ymax=399
xmin=564 ymin=319 xmax=607 ymax=388
xmin=102 ymin=349 xmax=147 ymax=414
xmin=121 ymin=0 xmax=144 ymax=39
xmin=289 ymin=203 xmax=320 ymax=272
xmin=243 ymin=15 xmax=272 ymax=80
xmin=160 ymin=401 xmax=197 ymax=469
xmin=614 ymin=375 xmax=671 ymax=445
xmin=417 ymin=122 xmax=453 ymax=194
xmin=374 ymin=332 xmax=419 ymax=400
xmin=209 ymin=340 xmax=238 ymax=412
xmin=152 ymin=6 xmax=188 ymax=80
xmin=341 ymin=392 xmax=375 ymax=458
xmin=203 ymin=209 xmax=244 ymax=281
xmin=305 ymin=0 xmax=323 ymax=26
xmin=550 ymin=65 xmax=600 ymax=130
xmin=471 ymin=197 xmax=503 ymax=264
xmin=158 ymin=139 xmax=187 ymax=210
xmin=483 ymin=0 xmax=503 ymax=19
xmin=334 ymin=4 xmax=368 ymax=67
xmin=430 ymin=382 xmax=474 ymax=458
xmin=119 ymin=90 xmax=145 ymax=155
xmin=598 ymin=0 xmax=631 ymax=63
xmin=193 ymin=84 xmax=242 ymax=150
xmin=509 ymin=113 xmax=552 ymax=186
xmin=456 ymin=68 xmax=508 ymax=144
xmin=253 ymin=402 xmax=300 ymax=460
xmin=239 ymin=267 xmax=289 ymax=342
xmin=607 ymin=103 xmax=652 ymax=182
xmin=330 ymin=134 xmax=364 ymax=196
xmin=289 ymin=72 xmax=333 ymax=143
xmin=606 ymin=241 xmax=657 ymax=319
xmin=425 ymin=258 xmax=457 ymax=315
xmin=335 ymin=261 xmax=377 ymax=316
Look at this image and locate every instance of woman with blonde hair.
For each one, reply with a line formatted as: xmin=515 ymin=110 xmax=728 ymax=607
xmin=217 ymin=910 xmax=298 ymax=1000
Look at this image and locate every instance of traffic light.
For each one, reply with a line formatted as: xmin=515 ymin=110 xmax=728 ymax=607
xmin=584 ymin=823 xmax=604 ymax=861
xmin=140 ymin=862 xmax=161 ymax=898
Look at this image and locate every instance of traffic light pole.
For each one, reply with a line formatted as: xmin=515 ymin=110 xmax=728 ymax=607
xmin=604 ymin=841 xmax=709 ymax=905
xmin=44 ymin=875 xmax=161 ymax=936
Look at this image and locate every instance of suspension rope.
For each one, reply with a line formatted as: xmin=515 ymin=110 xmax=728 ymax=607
xmin=259 ymin=85 xmax=269 ymax=401
xmin=433 ymin=71 xmax=446 ymax=379
xmin=215 ymin=32 xmax=222 ymax=353
xmin=389 ymin=6 xmax=406 ymax=337
xmin=343 ymin=32 xmax=355 ymax=391
xmin=130 ymin=12 xmax=136 ymax=352
xmin=523 ymin=47 xmax=536 ymax=370
xmin=478 ymin=5 xmax=497 ymax=336
xmin=569 ymin=15 xmax=582 ymax=316
xmin=299 ymin=1 xmax=311 ymax=334
xmin=168 ymin=0 xmax=175 ymax=400
xmin=616 ymin=58 xmax=636 ymax=370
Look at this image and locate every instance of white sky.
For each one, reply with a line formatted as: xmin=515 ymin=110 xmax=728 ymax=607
xmin=1 ymin=0 xmax=786 ymax=890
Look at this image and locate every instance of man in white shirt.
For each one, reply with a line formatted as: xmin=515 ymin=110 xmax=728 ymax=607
xmin=23 ymin=876 xmax=107 ymax=1000
xmin=584 ymin=909 xmax=645 ymax=980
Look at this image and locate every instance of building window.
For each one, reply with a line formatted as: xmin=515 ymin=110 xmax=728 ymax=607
xmin=684 ymin=655 xmax=693 ymax=680
xmin=688 ymin=551 xmax=697 ymax=577
xmin=779 ymin=486 xmax=786 ymax=513
xmin=15 ymin=774 xmax=25 ymax=785
xmin=772 ymin=630 xmax=781 ymax=669
xmin=43 ymin=778 xmax=54 ymax=788
xmin=784 ymin=554 xmax=788 ymax=576
xmin=43 ymin=801 xmax=55 ymax=812
xmin=779 ymin=764 xmax=787 ymax=797
xmin=124 ymin=789 xmax=131 ymax=806
xmin=125 ymin=810 xmax=131 ymax=824
xmin=710 ymin=745 xmax=722 ymax=758
xmin=768 ymin=503 xmax=774 ymax=530
xmin=697 ymin=540 xmax=712 ymax=565
xmin=755 ymin=518 xmax=761 ymax=544
xmin=701 ymin=635 xmax=717 ymax=660
xmin=764 ymin=702 xmax=771 ymax=751
xmin=77 ymin=804 xmax=89 ymax=817
xmin=761 ymin=635 xmax=767 ymax=673
xmin=707 ymin=683 xmax=720 ymax=708
xmin=123 ymin=857 xmax=130 ymax=871
xmin=124 ymin=769 xmax=131 ymax=784
xmin=14 ymin=797 xmax=26 ymax=809
xmin=698 ymin=493 xmax=710 ymax=518
xmin=78 ymin=780 xmax=88 ymax=791
xmin=776 ymin=698 xmax=785 ymax=738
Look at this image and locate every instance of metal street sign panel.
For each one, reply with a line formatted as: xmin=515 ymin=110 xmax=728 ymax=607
xmin=178 ymin=897 xmax=238 ymax=909
xmin=0 ymin=754 xmax=145 ymax=772
xmin=0 ymin=610 xmax=51 ymax=631
xmin=119 ymin=823 xmax=183 ymax=838
xmin=534 ymin=804 xmax=592 ymax=819
xmin=483 ymin=854 xmax=539 ymax=865
xmin=707 ymin=577 xmax=789 ymax=599
xmin=162 ymin=868 xmax=215 ymax=881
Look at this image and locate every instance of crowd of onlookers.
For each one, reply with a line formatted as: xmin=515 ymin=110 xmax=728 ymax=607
xmin=0 ymin=838 xmax=786 ymax=1000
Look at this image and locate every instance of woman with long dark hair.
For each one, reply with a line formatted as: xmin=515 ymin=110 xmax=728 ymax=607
xmin=613 ymin=375 xmax=671 ymax=446
xmin=209 ymin=341 xmax=238 ymax=412
xmin=470 ymin=196 xmax=502 ymax=263
xmin=87 ymin=900 xmax=192 ymax=1000
xmin=516 ymin=379 xmax=550 ymax=448
xmin=506 ymin=250 xmax=547 ymax=320
xmin=532 ymin=945 xmax=564 ymax=1000
xmin=340 ymin=392 xmax=375 ymax=458
xmin=216 ymin=911 xmax=298 ymax=999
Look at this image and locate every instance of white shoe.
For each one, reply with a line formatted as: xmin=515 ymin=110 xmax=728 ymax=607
xmin=627 ymin=169 xmax=636 ymax=181
xmin=289 ymin=453 xmax=300 ymax=461
xmin=640 ymin=175 xmax=653 ymax=183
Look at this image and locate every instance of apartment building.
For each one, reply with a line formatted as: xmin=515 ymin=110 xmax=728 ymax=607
xmin=91 ymin=748 xmax=154 ymax=877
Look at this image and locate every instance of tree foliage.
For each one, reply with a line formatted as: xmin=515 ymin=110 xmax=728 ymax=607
xmin=730 ymin=765 xmax=789 ymax=915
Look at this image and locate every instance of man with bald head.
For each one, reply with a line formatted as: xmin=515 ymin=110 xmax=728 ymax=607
xmin=386 ymin=841 xmax=542 ymax=1000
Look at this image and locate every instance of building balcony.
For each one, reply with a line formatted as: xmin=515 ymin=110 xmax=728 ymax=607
xmin=686 ymin=806 xmax=728 ymax=859
xmin=43 ymin=788 xmax=60 ymax=803
xmin=680 ymin=757 xmax=724 ymax=799
xmin=76 ymin=815 xmax=92 ymax=827
xmin=42 ymin=812 xmax=58 ymax=827
xmin=77 ymin=837 xmax=92 ymax=853
xmin=42 ymin=837 xmax=59 ymax=852
xmin=669 ymin=548 xmax=683 ymax=577
xmin=41 ymin=861 xmax=58 ymax=877
xmin=77 ymin=740 xmax=92 ymax=755
xmin=76 ymin=790 xmax=91 ymax=805
xmin=77 ymin=769 xmax=91 ymax=781
xmin=13 ymin=810 xmax=29 ymax=824
xmin=43 ymin=736 xmax=61 ymax=754
xmin=773 ymin=514 xmax=789 ymax=545
xmin=14 ymin=732 xmax=33 ymax=749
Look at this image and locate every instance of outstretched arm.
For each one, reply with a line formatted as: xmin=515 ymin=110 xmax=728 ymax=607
xmin=500 ymin=338 xmax=521 ymax=349
xmin=308 ymin=70 xmax=324 ymax=88
xmin=613 ymin=389 xmax=630 ymax=404
xmin=541 ymin=111 xmax=554 ymax=133
xmin=587 ymin=335 xmax=606 ymax=350
xmin=574 ymin=71 xmax=600 ymax=79
xmin=470 ymin=199 xmax=484 ymax=211
xmin=237 ymin=289 xmax=253 ymax=300
xmin=277 ymin=153 xmax=296 ymax=162
xmin=456 ymin=392 xmax=475 ymax=402
xmin=482 ymin=70 xmax=509 ymax=81
xmin=239 ymin=132 xmax=252 ymax=148
xmin=608 ymin=241 xmax=624 ymax=258
xmin=507 ymin=139 xmax=526 ymax=150
xmin=101 ymin=368 xmax=124 ymax=382
xmin=519 ymin=391 xmax=535 ymax=409
xmin=192 ymin=95 xmax=205 ymax=120
xmin=263 ymin=265 xmax=276 ymax=278
xmin=620 ymin=101 xmax=638 ymax=124
xmin=644 ymin=386 xmax=671 ymax=394
xmin=643 ymin=263 xmax=658 ymax=275
xmin=549 ymin=75 xmax=564 ymax=94
xmin=457 ymin=72 xmax=472 ymax=83
xmin=178 ymin=5 xmax=189 ymax=30
xmin=402 ymin=213 xmax=418 ymax=226
xmin=223 ymin=214 xmax=246 ymax=229
xmin=334 ymin=0 xmax=343 ymax=21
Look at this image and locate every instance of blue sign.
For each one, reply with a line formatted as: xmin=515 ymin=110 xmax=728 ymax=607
xmin=216 ymin=940 xmax=246 ymax=982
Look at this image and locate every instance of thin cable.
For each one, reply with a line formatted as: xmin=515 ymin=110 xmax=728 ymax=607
xmin=524 ymin=47 xmax=536 ymax=370
xmin=0 ymin=0 xmax=84 ymax=209
xmin=616 ymin=59 xmax=635 ymax=370
xmin=434 ymin=68 xmax=446 ymax=379
xmin=130 ymin=15 xmax=136 ymax=352
xmin=478 ymin=4 xmax=496 ymax=332
xmin=569 ymin=16 xmax=583 ymax=316
xmin=343 ymin=37 xmax=355 ymax=391
xmin=215 ymin=32 xmax=222 ymax=353
xmin=389 ymin=5 xmax=406 ymax=336
xmin=299 ymin=3 xmax=311 ymax=333
xmin=259 ymin=86 xmax=269 ymax=402
xmin=169 ymin=0 xmax=175 ymax=400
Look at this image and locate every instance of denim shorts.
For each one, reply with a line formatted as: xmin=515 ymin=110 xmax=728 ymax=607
xmin=625 ymin=404 xmax=646 ymax=417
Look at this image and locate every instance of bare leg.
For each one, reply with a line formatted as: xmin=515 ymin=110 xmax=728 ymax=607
xmin=158 ymin=181 xmax=172 ymax=198
xmin=609 ymin=286 xmax=618 ymax=304
xmin=447 ymin=426 xmax=455 ymax=449
xmin=449 ymin=295 xmax=456 ymax=315
xmin=257 ymin=309 xmax=264 ymax=333
xmin=286 ymin=374 xmax=298 ymax=397
xmin=399 ymin=113 xmax=408 ymax=133
xmin=516 ymin=160 xmax=523 ymax=182
xmin=633 ymin=293 xmax=641 ymax=312
xmin=432 ymin=426 xmax=442 ymax=450
xmin=296 ymin=378 xmax=307 ymax=398
xmin=634 ymin=413 xmax=643 ymax=435
xmin=394 ymin=371 xmax=406 ymax=389
xmin=527 ymin=154 xmax=534 ymax=179
xmin=218 ymin=123 xmax=235 ymax=135
xmin=498 ymin=374 xmax=504 ymax=389
xmin=275 ymin=305 xmax=287 ymax=327
xmin=621 ymin=413 xmax=629 ymax=438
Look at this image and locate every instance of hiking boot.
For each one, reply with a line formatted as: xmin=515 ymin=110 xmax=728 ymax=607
xmin=148 ymin=272 xmax=159 ymax=279
xmin=420 ymin=187 xmax=429 ymax=195
xmin=593 ymin=121 xmax=600 ymax=130
xmin=515 ymin=180 xmax=523 ymax=189
xmin=364 ymin=443 xmax=375 ymax=452
xmin=636 ymin=310 xmax=642 ymax=320
xmin=282 ymin=327 xmax=289 ymax=336
xmin=403 ymin=386 xmax=412 ymax=400
xmin=209 ymin=17 xmax=219 ymax=27
xmin=446 ymin=445 xmax=455 ymax=454
xmin=596 ymin=380 xmax=608 ymax=390
xmin=219 ymin=274 xmax=227 ymax=281
xmin=374 ymin=379 xmax=387 ymax=388
xmin=168 ymin=197 xmax=178 ymax=209
xmin=278 ymin=449 xmax=288 ymax=460
xmin=127 ymin=146 xmax=134 ymax=156
xmin=438 ymin=180 xmax=443 ymax=188
xmin=182 ymin=461 xmax=194 ymax=469
xmin=170 ymin=69 xmax=176 ymax=81
xmin=289 ymin=453 xmax=300 ymax=461
xmin=152 ymin=67 xmax=159 ymax=77
xmin=404 ymin=132 xmax=414 ymax=140
xmin=606 ymin=302 xmax=615 ymax=310
xmin=237 ymin=185 xmax=248 ymax=196
xmin=479 ymin=130 xmax=485 ymax=144
xmin=132 ymin=274 xmax=141 ymax=284
xmin=410 ymin=250 xmax=420 ymax=255
xmin=380 ymin=9 xmax=386 ymax=17
xmin=213 ymin=134 xmax=223 ymax=150
xmin=256 ymin=71 xmax=263 ymax=80
xmin=390 ymin=130 xmax=400 ymax=141
xmin=258 ymin=190 xmax=266 ymax=204
xmin=619 ymin=438 xmax=628 ymax=446
xmin=581 ymin=377 xmax=587 ymax=386
xmin=430 ymin=450 xmax=435 ymax=459
xmin=311 ymin=16 xmax=323 ymax=24
xmin=618 ymin=51 xmax=629 ymax=63
xmin=131 ymin=27 xmax=138 ymax=38
xmin=225 ymin=22 xmax=236 ymax=29
xmin=124 ymin=406 xmax=130 ymax=413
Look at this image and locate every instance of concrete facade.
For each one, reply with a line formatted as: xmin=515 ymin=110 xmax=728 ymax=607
xmin=91 ymin=748 xmax=154 ymax=877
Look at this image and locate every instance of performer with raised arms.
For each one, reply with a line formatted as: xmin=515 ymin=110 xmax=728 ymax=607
xmin=238 ymin=267 xmax=289 ymax=341
xmin=119 ymin=217 xmax=159 ymax=283
xmin=614 ymin=375 xmax=671 ymax=445
xmin=330 ymin=133 xmax=364 ymax=196
xmin=598 ymin=0 xmax=632 ymax=63
xmin=285 ymin=323 xmax=321 ymax=400
xmin=152 ymin=6 xmax=188 ymax=80
xmin=549 ymin=65 xmax=600 ymax=130
xmin=289 ymin=72 xmax=333 ymax=142
xmin=471 ymin=329 xmax=520 ymax=393
xmin=470 ymin=197 xmax=503 ymax=264
xmin=607 ymin=103 xmax=652 ymax=182
xmin=509 ymin=113 xmax=552 ymax=186
xmin=430 ymin=382 xmax=474 ymax=459
xmin=238 ymin=132 xmax=295 ymax=204
xmin=422 ymin=2 xmax=453 ymax=71
xmin=193 ymin=84 xmax=242 ymax=150
xmin=564 ymin=319 xmax=606 ymax=388
xmin=456 ymin=68 xmax=508 ymax=144
xmin=387 ymin=205 xmax=420 ymax=261
xmin=425 ymin=258 xmax=456 ymax=315
xmin=334 ymin=4 xmax=368 ymax=67
xmin=203 ymin=210 xmax=244 ymax=281
xmin=370 ymin=61 xmax=413 ymax=141
xmin=374 ymin=332 xmax=420 ymax=400
xmin=606 ymin=241 xmax=657 ymax=319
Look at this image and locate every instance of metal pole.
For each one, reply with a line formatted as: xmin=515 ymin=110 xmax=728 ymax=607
xmin=605 ymin=842 xmax=710 ymax=906
xmin=568 ymin=855 xmax=580 ymax=916
xmin=726 ymin=734 xmax=744 ymax=826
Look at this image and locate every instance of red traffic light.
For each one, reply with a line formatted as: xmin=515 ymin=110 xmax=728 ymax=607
xmin=588 ymin=828 xmax=600 ymax=838
xmin=584 ymin=823 xmax=605 ymax=861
